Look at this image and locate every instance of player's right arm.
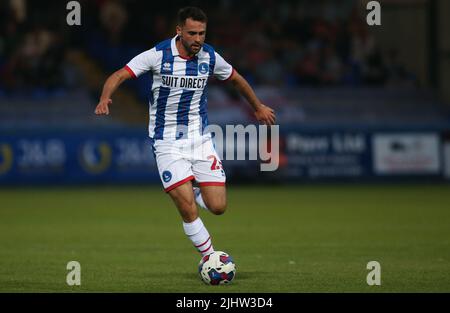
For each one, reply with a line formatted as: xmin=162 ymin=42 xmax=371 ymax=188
xmin=95 ymin=48 xmax=156 ymax=115
xmin=94 ymin=68 xmax=133 ymax=115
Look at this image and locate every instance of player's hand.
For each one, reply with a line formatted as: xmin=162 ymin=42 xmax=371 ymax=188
xmin=95 ymin=99 xmax=112 ymax=115
xmin=254 ymin=104 xmax=276 ymax=125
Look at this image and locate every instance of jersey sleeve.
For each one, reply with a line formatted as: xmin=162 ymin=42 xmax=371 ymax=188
xmin=125 ymin=48 xmax=158 ymax=78
xmin=213 ymin=52 xmax=234 ymax=81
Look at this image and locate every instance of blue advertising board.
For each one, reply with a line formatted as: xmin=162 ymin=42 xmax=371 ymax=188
xmin=281 ymin=130 xmax=372 ymax=180
xmin=0 ymin=127 xmax=447 ymax=185
xmin=0 ymin=130 xmax=159 ymax=185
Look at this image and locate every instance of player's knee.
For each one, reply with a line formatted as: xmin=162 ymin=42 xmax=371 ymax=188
xmin=208 ymin=199 xmax=227 ymax=215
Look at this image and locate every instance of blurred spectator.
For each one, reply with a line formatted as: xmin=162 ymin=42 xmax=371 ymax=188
xmin=99 ymin=0 xmax=128 ymax=45
xmin=1 ymin=27 xmax=65 ymax=95
xmin=0 ymin=0 xmax=418 ymax=99
xmin=0 ymin=0 xmax=67 ymax=97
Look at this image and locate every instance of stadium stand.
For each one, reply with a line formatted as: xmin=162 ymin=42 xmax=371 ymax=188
xmin=0 ymin=0 xmax=448 ymax=129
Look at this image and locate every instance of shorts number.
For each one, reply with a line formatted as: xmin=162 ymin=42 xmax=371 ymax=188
xmin=208 ymin=155 xmax=222 ymax=171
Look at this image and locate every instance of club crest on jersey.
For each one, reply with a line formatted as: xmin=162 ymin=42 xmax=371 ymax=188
xmin=198 ymin=62 xmax=209 ymax=75
xmin=162 ymin=170 xmax=172 ymax=182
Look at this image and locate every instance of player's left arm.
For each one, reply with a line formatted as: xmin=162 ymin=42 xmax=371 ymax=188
xmin=228 ymin=71 xmax=276 ymax=125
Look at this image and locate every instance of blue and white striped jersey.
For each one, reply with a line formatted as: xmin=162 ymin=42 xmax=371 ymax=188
xmin=125 ymin=35 xmax=234 ymax=140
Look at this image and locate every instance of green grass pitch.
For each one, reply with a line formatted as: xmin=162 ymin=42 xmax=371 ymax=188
xmin=1 ymin=184 xmax=450 ymax=292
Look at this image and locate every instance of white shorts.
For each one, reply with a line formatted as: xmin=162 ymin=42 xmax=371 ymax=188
xmin=151 ymin=134 xmax=226 ymax=192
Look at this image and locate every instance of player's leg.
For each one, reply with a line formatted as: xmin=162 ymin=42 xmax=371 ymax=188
xmin=196 ymin=185 xmax=227 ymax=215
xmin=153 ymin=140 xmax=215 ymax=256
xmin=192 ymin=135 xmax=227 ymax=215
xmin=167 ymin=179 xmax=198 ymax=222
xmin=167 ymin=181 xmax=214 ymax=256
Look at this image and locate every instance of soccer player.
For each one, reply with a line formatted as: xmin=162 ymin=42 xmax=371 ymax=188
xmin=95 ymin=7 xmax=276 ymax=257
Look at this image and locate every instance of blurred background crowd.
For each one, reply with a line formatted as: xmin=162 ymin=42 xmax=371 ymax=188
xmin=1 ymin=0 xmax=450 ymax=184
xmin=2 ymin=0 xmax=446 ymax=129
xmin=0 ymin=0 xmax=419 ymax=99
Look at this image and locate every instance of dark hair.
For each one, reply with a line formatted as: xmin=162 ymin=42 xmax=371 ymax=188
xmin=177 ymin=7 xmax=208 ymax=25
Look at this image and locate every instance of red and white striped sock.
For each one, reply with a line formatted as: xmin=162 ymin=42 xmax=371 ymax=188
xmin=183 ymin=217 xmax=214 ymax=256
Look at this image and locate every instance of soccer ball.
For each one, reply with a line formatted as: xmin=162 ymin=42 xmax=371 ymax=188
xmin=198 ymin=251 xmax=236 ymax=285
